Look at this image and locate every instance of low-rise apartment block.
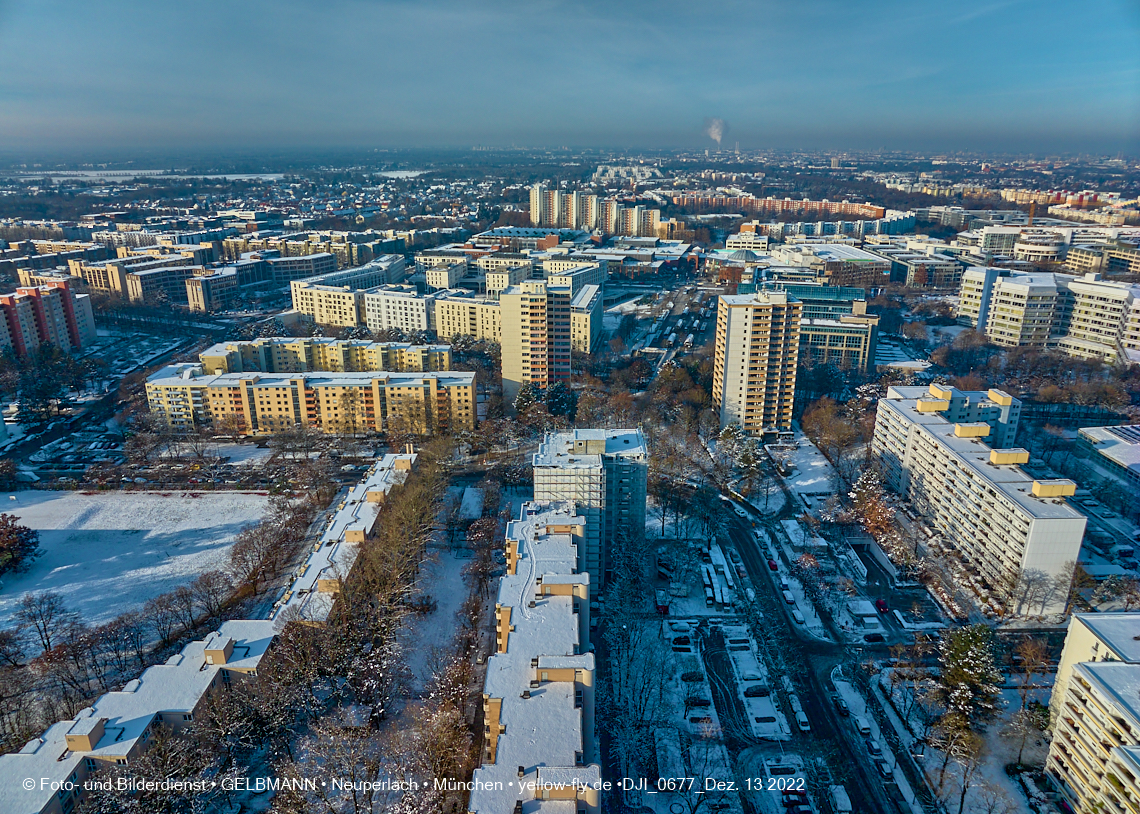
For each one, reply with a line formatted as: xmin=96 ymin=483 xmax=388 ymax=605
xmin=872 ymin=384 xmax=1085 ymax=613
xmin=362 ymin=285 xmax=446 ymax=334
xmin=289 ymin=256 xmax=407 ymax=327
xmin=1047 ymin=613 xmax=1140 ymax=814
xmin=433 ymin=294 xmax=503 ymax=343
xmin=274 ymin=452 xmax=417 ymax=623
xmin=199 ymin=338 xmax=451 ymax=375
xmin=468 ymin=501 xmax=600 ymax=814
xmin=146 ymin=364 xmax=475 ymax=436
xmin=533 ymin=429 xmax=648 ymax=584
xmin=0 ymin=619 xmax=275 ymax=814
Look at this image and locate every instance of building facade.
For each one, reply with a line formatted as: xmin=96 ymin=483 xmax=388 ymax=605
xmin=1047 ymin=613 xmax=1140 ymax=814
xmin=500 ymin=281 xmax=573 ymax=404
xmin=146 ymin=364 xmax=475 ymax=436
xmin=198 ymin=338 xmax=451 ymax=375
xmin=532 ymin=429 xmax=648 ymax=585
xmin=0 ymin=278 xmax=95 ymax=358
xmin=872 ymin=384 xmax=1086 ymax=614
xmin=712 ymin=291 xmax=801 ymax=436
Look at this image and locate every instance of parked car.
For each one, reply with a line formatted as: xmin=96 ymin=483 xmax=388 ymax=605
xmin=768 ymin=559 xmax=779 ymax=571
xmin=875 ymin=759 xmax=893 ymax=779
xmin=744 ymin=684 xmax=770 ymax=698
xmin=875 ymin=598 xmax=889 ymax=612
xmin=832 ymin=696 xmax=850 ymax=716
xmin=791 ymin=610 xmax=805 ymax=625
xmin=864 ymin=632 xmax=885 ymax=643
xmin=866 ymin=738 xmax=882 ymax=756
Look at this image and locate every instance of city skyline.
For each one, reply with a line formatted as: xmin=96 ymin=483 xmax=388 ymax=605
xmin=0 ymin=0 xmax=1137 ymax=154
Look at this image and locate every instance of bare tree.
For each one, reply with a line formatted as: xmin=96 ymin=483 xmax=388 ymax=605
xmin=142 ymin=592 xmax=181 ymax=645
xmin=191 ymin=570 xmax=233 ymax=620
xmin=14 ymin=592 xmax=78 ymax=654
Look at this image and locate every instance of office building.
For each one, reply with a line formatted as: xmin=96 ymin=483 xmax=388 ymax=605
xmin=957 ymin=268 xmax=1140 ymax=362
xmin=872 ymin=384 xmax=1086 ymax=613
xmin=146 ymin=364 xmax=475 ymax=436
xmin=186 ymin=269 xmax=239 ymax=312
xmin=0 ymin=278 xmax=95 ymax=358
xmin=770 ymin=243 xmax=893 ymax=287
xmin=468 ymin=502 xmax=600 ymax=814
xmin=500 ymin=281 xmax=572 ymax=404
xmin=198 ymin=338 xmax=451 ymax=375
xmin=1047 ymin=613 xmax=1140 ymax=814
xmin=533 ymin=429 xmax=648 ymax=584
xmin=423 ymin=261 xmax=467 ymax=291
xmin=726 ymin=231 xmax=771 ymax=252
xmin=1076 ymin=425 xmax=1140 ymax=493
xmin=758 ymin=283 xmax=879 ymax=373
xmin=712 ymin=290 xmax=802 ymax=436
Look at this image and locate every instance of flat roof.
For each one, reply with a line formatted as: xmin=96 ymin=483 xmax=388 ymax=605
xmin=533 ymin=428 xmax=647 ymax=470
xmin=275 ymin=454 xmax=415 ymax=622
xmin=1074 ymin=612 xmax=1140 ymax=663
xmin=469 ymin=502 xmax=598 ymax=813
xmin=1074 ymin=660 xmax=1140 ymax=726
xmin=880 ymin=398 xmax=1084 ymax=521
xmin=1080 ymin=426 xmax=1140 ymax=473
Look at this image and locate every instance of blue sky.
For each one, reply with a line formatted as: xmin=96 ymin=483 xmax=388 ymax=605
xmin=0 ymin=0 xmax=1137 ymax=154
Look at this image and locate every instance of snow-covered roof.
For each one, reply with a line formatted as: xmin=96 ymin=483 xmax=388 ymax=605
xmin=274 ymin=453 xmax=416 ymax=623
xmin=469 ymin=502 xmax=600 ymax=814
xmin=532 ymin=428 xmax=647 ymax=470
xmin=0 ymin=620 xmax=275 ymax=814
xmin=1073 ymin=612 xmax=1140 ymax=663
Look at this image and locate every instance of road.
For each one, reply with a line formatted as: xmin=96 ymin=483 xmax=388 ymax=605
xmin=715 ymin=505 xmax=916 ymax=814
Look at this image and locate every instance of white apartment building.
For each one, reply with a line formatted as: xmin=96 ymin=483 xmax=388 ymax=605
xmin=432 ymin=294 xmax=502 ymax=344
xmin=362 ymin=285 xmax=441 ymax=334
xmin=712 ymin=290 xmax=801 ymax=437
xmin=872 ymin=384 xmax=1086 ymax=614
xmin=958 ymin=267 xmax=1140 ymax=362
xmin=1047 ymin=615 xmax=1140 ymax=814
xmin=533 ymin=429 xmax=648 ymax=586
xmin=468 ymin=501 xmax=600 ymax=814
xmin=570 ymin=284 xmax=603 ymax=354
xmin=485 ymin=264 xmax=530 ymax=299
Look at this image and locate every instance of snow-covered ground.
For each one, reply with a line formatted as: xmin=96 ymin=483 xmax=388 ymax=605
xmin=0 ymin=491 xmax=270 ymax=626
xmin=459 ymin=487 xmax=484 ymax=521
xmin=781 ymin=432 xmax=838 ymax=504
xmin=219 ymin=444 xmax=275 ymax=467
xmin=399 ymin=546 xmax=470 ymax=693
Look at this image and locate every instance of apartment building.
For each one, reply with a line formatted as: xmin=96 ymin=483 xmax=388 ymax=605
xmin=468 ymin=501 xmax=600 ymax=814
xmin=546 ymin=262 xmax=606 ymax=295
xmin=0 ymin=278 xmax=96 ymax=358
xmin=957 ymin=267 xmax=1140 ymax=361
xmin=288 ymin=257 xmax=409 ymax=327
xmin=433 ymin=294 xmax=502 ymax=343
xmin=727 ymin=230 xmax=771 ymax=252
xmin=146 ymin=364 xmax=476 ymax=436
xmin=362 ymin=285 xmax=443 ymax=334
xmin=533 ymin=429 xmax=648 ymax=584
xmin=570 ymin=284 xmax=604 ymax=353
xmin=500 ymin=281 xmax=573 ymax=404
xmin=274 ymin=452 xmax=417 ymax=623
xmin=872 ymin=385 xmax=1086 ymax=613
xmin=1047 ymin=613 xmax=1140 ymax=814
xmin=864 ymin=241 xmax=964 ymax=288
xmin=199 ymin=338 xmax=451 ymax=375
xmin=712 ymin=290 xmax=801 ymax=436
xmin=0 ymin=619 xmax=275 ymax=814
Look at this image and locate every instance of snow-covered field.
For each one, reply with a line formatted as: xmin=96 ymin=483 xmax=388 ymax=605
xmin=0 ymin=491 xmax=271 ymax=625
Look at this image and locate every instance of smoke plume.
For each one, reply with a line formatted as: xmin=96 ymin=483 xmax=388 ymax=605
xmin=705 ymin=117 xmax=728 ymax=146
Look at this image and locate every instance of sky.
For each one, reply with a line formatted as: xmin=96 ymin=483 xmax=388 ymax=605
xmin=0 ymin=0 xmax=1137 ymax=156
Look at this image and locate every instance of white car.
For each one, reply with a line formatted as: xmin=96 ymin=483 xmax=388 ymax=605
xmin=734 ymin=507 xmax=748 ymax=518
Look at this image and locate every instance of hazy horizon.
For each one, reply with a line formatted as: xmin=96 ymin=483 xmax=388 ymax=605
xmin=1 ymin=0 xmax=1138 ymax=156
